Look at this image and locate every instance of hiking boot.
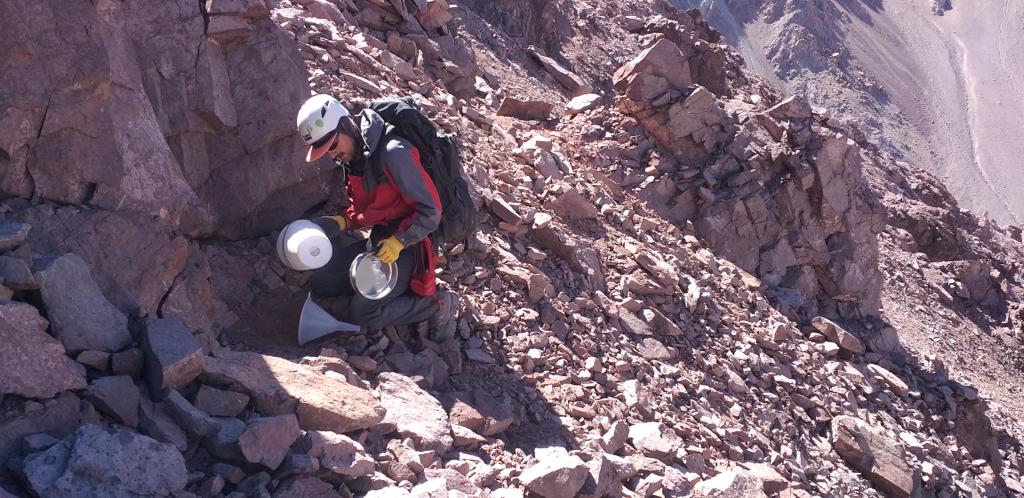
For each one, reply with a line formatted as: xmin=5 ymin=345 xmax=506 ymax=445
xmin=428 ymin=290 xmax=458 ymax=343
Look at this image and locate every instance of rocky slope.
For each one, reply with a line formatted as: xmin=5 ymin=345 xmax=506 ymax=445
xmin=671 ymin=0 xmax=1024 ymax=227
xmin=1 ymin=0 xmax=1024 ymax=497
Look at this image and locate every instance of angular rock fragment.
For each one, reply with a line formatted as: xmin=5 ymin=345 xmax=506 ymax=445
xmin=238 ymin=414 xmax=301 ymax=470
xmin=34 ymin=254 xmax=131 ymax=353
xmin=143 ymin=317 xmax=204 ymax=397
xmin=519 ymin=454 xmax=589 ymax=498
xmin=0 ymin=302 xmax=87 ymax=399
xmin=379 ymin=372 xmax=453 ymax=453
xmin=84 ymin=375 xmax=140 ymax=427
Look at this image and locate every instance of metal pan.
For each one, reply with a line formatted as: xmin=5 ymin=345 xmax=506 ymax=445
xmin=349 ymin=251 xmax=398 ymax=300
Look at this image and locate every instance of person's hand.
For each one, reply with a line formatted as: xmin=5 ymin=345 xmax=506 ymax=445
xmin=318 ymin=215 xmax=346 ymax=232
xmin=376 ymin=236 xmax=404 ymax=264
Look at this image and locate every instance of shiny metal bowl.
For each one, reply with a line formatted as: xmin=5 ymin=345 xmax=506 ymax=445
xmin=349 ymin=251 xmax=398 ymax=300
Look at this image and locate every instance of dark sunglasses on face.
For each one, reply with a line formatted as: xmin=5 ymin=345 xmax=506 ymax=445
xmin=311 ymin=131 xmax=338 ymax=150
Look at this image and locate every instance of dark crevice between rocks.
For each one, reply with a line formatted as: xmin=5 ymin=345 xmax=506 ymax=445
xmin=21 ymin=92 xmax=56 ymax=200
xmin=79 ymin=182 xmax=98 ymax=205
xmin=194 ymin=0 xmax=210 ymax=73
xmin=155 ymin=263 xmax=188 ymax=321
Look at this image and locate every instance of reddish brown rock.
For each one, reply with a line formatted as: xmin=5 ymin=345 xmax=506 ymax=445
xmin=238 ymin=414 xmax=301 ymax=470
xmin=201 ymin=350 xmax=384 ymax=433
xmin=0 ymin=301 xmax=87 ymax=399
xmin=831 ymin=416 xmax=919 ymax=498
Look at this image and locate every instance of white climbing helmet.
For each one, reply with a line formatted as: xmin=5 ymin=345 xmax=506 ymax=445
xmin=296 ymin=94 xmax=350 ymax=162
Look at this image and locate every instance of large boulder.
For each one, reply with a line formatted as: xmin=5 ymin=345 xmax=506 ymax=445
xmin=15 ymin=205 xmax=188 ymax=317
xmin=0 ymin=301 xmax=87 ymax=398
xmin=202 ymin=350 xmax=385 ymax=433
xmin=831 ymin=416 xmax=920 ymax=498
xmin=34 ymin=253 xmax=131 ymax=353
xmin=613 ymin=39 xmax=692 ymax=93
xmin=0 ymin=0 xmax=330 ymax=238
xmin=23 ymin=425 xmax=187 ymax=497
xmin=378 ymin=372 xmax=453 ymax=454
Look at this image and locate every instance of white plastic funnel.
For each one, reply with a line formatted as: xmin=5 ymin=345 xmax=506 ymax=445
xmin=297 ymin=293 xmax=361 ymax=346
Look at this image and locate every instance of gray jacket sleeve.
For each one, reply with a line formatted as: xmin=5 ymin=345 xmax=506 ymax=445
xmin=382 ymin=137 xmax=442 ymax=246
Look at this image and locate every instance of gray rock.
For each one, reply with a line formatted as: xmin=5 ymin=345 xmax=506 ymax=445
xmin=23 ymin=424 xmax=187 ymax=497
xmin=84 ymin=375 xmax=140 ymax=427
xmin=22 ymin=433 xmax=61 ymax=453
xmin=143 ymin=317 xmax=204 ymax=396
xmin=692 ymin=470 xmax=766 ymax=497
xmin=138 ymin=399 xmax=188 ymax=452
xmin=76 ymin=350 xmax=111 ymax=371
xmin=0 ymin=222 xmax=30 ymax=252
xmin=0 ymin=301 xmax=87 ymax=399
xmin=378 ymin=372 xmax=453 ymax=454
xmin=195 ymin=384 xmax=250 ymax=417
xmin=628 ymin=422 xmax=681 ymax=461
xmin=306 ymin=430 xmax=375 ymax=478
xmin=111 ymin=348 xmax=145 ymax=377
xmin=273 ymin=476 xmax=341 ymax=498
xmin=0 ymin=255 xmax=36 ymax=290
xmin=519 ymin=454 xmax=589 ymax=498
xmin=205 ymin=418 xmax=246 ymax=462
xmin=34 ymin=254 xmax=131 ymax=353
xmin=275 ymin=453 xmax=320 ymax=479
xmin=239 ymin=415 xmax=301 ymax=470
xmin=0 ymin=392 xmax=81 ymax=460
xmin=211 ymin=462 xmax=245 ymax=484
xmin=164 ymin=389 xmax=220 ymax=437
xmin=637 ymin=337 xmax=675 ymax=361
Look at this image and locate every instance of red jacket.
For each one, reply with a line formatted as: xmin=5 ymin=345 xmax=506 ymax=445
xmin=343 ymin=109 xmax=441 ymax=297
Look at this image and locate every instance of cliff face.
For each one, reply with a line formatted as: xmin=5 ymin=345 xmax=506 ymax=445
xmin=2 ymin=0 xmax=1024 ymax=497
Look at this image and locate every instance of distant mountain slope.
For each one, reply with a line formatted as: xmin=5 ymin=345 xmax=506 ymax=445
xmin=675 ymin=0 xmax=1024 ymax=226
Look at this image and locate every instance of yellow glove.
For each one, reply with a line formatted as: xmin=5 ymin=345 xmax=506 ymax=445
xmin=376 ymin=236 xmax=405 ymax=264
xmin=320 ymin=215 xmax=346 ymax=232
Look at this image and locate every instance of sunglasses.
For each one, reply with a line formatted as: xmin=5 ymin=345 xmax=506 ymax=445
xmin=311 ymin=131 xmax=341 ymax=151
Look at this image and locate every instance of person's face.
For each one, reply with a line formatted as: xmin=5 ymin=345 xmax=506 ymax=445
xmin=327 ymin=131 xmax=356 ymax=162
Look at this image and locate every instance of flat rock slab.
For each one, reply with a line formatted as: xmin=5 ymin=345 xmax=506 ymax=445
xmin=23 ymin=424 xmax=187 ymax=498
xmin=202 ymin=350 xmax=384 ymax=433
xmin=84 ymin=375 xmax=140 ymax=427
xmin=832 ymin=415 xmax=919 ymax=498
xmin=0 ymin=301 xmax=87 ymax=399
xmin=195 ymin=384 xmax=250 ymax=417
xmin=164 ymin=389 xmax=220 ymax=437
xmin=378 ymin=372 xmax=453 ymax=454
xmin=496 ymin=97 xmax=554 ymax=121
xmin=0 ymin=222 xmax=30 ymax=251
xmin=138 ymin=399 xmax=188 ymax=452
xmin=34 ymin=253 xmax=131 ymax=353
xmin=811 ymin=316 xmax=864 ymax=353
xmin=143 ymin=317 xmax=203 ymax=396
xmin=441 ymin=389 xmax=514 ymax=437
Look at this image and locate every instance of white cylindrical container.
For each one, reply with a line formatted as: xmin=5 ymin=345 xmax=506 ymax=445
xmin=276 ymin=220 xmax=332 ymax=271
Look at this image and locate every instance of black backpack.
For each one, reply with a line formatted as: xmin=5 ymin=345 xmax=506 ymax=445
xmin=368 ymin=97 xmax=476 ymax=246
